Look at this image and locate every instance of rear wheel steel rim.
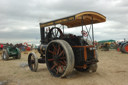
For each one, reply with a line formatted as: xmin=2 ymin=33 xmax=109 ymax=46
xmin=46 ymin=42 xmax=67 ymax=77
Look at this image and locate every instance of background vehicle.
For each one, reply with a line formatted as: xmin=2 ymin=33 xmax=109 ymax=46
xmin=1 ymin=46 xmax=21 ymax=60
xmin=117 ymin=41 xmax=128 ymax=53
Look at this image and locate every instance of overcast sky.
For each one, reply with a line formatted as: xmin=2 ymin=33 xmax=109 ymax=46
xmin=0 ymin=0 xmax=128 ymax=44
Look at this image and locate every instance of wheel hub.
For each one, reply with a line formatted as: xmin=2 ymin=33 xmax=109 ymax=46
xmin=53 ymin=55 xmax=60 ymax=63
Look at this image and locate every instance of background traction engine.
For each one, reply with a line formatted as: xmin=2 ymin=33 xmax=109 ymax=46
xmin=28 ymin=11 xmax=106 ymax=78
xmin=1 ymin=46 xmax=21 ymax=60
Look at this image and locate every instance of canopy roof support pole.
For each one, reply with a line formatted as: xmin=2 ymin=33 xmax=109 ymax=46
xmin=91 ymin=16 xmax=94 ymax=45
xmin=85 ymin=24 xmax=92 ymax=42
xmin=63 ymin=25 xmax=64 ymax=33
xmin=80 ymin=15 xmax=84 ymax=46
xmin=81 ymin=16 xmax=84 ymax=37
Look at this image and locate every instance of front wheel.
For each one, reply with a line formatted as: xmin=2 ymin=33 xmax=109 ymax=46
xmin=88 ymin=63 xmax=98 ymax=72
xmin=28 ymin=52 xmax=38 ymax=72
xmin=46 ymin=40 xmax=75 ymax=78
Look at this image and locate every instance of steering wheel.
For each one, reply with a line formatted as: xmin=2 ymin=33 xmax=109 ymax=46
xmin=46 ymin=27 xmax=63 ymax=42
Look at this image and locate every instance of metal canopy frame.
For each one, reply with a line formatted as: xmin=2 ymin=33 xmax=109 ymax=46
xmin=40 ymin=11 xmax=106 ymax=44
xmin=81 ymin=15 xmax=95 ymax=45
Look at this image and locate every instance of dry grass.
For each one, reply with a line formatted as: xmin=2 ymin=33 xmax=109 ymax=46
xmin=0 ymin=49 xmax=128 ymax=85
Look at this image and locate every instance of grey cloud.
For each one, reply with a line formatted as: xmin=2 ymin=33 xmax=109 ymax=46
xmin=0 ymin=28 xmax=40 ymax=39
xmin=0 ymin=0 xmax=128 ymax=43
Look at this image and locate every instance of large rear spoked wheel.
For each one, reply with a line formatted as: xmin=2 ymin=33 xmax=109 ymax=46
xmin=28 ymin=52 xmax=38 ymax=72
xmin=46 ymin=40 xmax=75 ymax=78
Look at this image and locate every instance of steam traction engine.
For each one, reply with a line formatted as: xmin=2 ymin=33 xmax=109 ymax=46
xmin=28 ymin=11 xmax=106 ymax=78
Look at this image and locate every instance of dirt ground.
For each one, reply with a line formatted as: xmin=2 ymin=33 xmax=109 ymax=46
xmin=0 ymin=49 xmax=128 ymax=85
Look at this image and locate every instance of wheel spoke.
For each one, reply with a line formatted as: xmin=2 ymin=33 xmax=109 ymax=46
xmin=31 ymin=60 xmax=35 ymax=64
xmin=60 ymin=57 xmax=66 ymax=59
xmin=59 ymin=50 xmax=64 ymax=56
xmin=31 ymin=55 xmax=34 ymax=60
xmin=64 ymin=60 xmax=66 ymax=64
xmin=60 ymin=61 xmax=66 ymax=66
xmin=54 ymin=33 xmax=57 ymax=37
xmin=51 ymin=64 xmax=56 ymax=70
xmin=48 ymin=50 xmax=55 ymax=55
xmin=48 ymin=58 xmax=54 ymax=61
xmin=55 ymin=29 xmax=56 ymax=35
xmin=52 ymin=44 xmax=57 ymax=54
xmin=52 ymin=31 xmax=56 ymax=37
xmin=57 ymin=45 xmax=60 ymax=55
xmin=32 ymin=63 xmax=34 ymax=69
xmin=31 ymin=55 xmax=35 ymax=69
xmin=56 ymin=66 xmax=59 ymax=74
xmin=56 ymin=30 xmax=59 ymax=37
xmin=60 ymin=65 xmax=63 ymax=72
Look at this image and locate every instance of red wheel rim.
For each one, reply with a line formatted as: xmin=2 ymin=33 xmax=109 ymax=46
xmin=125 ymin=45 xmax=128 ymax=52
xmin=117 ymin=48 xmax=120 ymax=52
